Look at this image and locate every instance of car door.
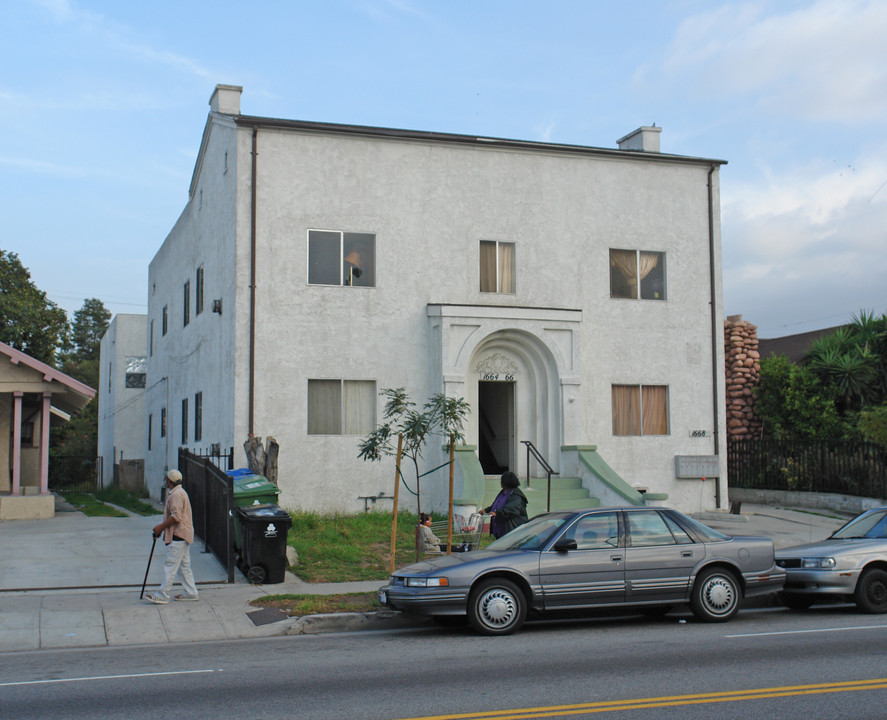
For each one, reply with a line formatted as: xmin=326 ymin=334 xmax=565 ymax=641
xmin=538 ymin=510 xmax=626 ymax=610
xmin=624 ymin=509 xmax=702 ymax=603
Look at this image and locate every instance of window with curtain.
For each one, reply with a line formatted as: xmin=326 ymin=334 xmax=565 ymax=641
xmin=308 ymin=230 xmax=376 ymax=287
xmin=308 ymin=379 xmax=376 ymax=435
xmin=480 ymin=240 xmax=515 ymax=293
xmin=609 ymin=249 xmax=666 ymax=300
xmin=612 ymin=385 xmax=669 ymax=436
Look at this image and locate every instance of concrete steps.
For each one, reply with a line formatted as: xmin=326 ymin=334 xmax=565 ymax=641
xmin=482 ymin=476 xmax=598 ymax=517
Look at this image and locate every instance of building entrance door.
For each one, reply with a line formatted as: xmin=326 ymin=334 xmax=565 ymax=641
xmin=477 ymin=381 xmax=514 ymax=474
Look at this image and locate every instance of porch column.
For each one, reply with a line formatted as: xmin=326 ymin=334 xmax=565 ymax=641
xmin=11 ymin=392 xmax=22 ymax=495
xmin=39 ymin=393 xmax=51 ymax=495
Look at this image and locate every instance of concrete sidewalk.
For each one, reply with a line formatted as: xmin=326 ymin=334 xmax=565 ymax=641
xmin=0 ymin=502 xmax=852 ymax=653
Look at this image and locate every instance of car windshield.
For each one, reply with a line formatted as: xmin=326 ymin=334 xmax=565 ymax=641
xmin=487 ymin=513 xmax=572 ymax=551
xmin=671 ymin=511 xmax=731 ymax=542
xmin=831 ymin=510 xmax=887 ymax=539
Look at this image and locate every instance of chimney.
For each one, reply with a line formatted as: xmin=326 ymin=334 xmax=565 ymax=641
xmin=617 ymin=126 xmax=661 ymax=153
xmin=209 ymin=84 xmax=243 ymax=116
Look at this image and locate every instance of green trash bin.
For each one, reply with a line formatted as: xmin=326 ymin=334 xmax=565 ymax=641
xmin=227 ymin=471 xmax=280 ymax=551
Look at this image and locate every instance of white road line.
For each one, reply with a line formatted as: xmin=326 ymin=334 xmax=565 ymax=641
xmin=0 ymin=669 xmax=219 ymax=688
xmin=727 ymin=624 xmax=887 ymax=638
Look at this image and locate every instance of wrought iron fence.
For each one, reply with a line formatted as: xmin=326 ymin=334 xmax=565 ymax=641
xmin=728 ymin=438 xmax=887 ymax=499
xmin=48 ymin=455 xmax=102 ymax=493
xmin=179 ymin=447 xmax=235 ymax=582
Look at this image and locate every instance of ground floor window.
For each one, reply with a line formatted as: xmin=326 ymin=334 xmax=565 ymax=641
xmin=612 ymin=384 xmax=669 ymax=436
xmin=307 ymin=379 xmax=376 ymax=435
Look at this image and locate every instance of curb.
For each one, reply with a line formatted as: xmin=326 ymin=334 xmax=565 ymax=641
xmin=288 ymin=610 xmax=432 ymax=635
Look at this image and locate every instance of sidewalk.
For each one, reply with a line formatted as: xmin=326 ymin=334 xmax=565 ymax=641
xmin=0 ymin=502 xmax=850 ymax=652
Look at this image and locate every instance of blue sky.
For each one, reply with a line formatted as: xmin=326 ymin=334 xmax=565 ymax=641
xmin=2 ymin=0 xmax=885 ymax=338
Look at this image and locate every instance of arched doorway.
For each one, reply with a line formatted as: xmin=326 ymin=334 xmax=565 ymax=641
xmin=467 ymin=330 xmax=561 ymax=477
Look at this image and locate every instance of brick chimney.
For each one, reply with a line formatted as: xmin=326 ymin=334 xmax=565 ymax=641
xmin=617 ymin=126 xmax=661 ymax=152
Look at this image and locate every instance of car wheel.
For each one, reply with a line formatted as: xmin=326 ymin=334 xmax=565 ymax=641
xmin=854 ymin=568 xmax=887 ymax=613
xmin=779 ymin=592 xmax=814 ymax=611
xmin=690 ymin=568 xmax=741 ymax=622
xmin=467 ymin=578 xmax=527 ymax=635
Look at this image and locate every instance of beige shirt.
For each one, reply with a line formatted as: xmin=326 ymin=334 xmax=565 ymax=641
xmin=163 ymin=485 xmax=194 ymax=544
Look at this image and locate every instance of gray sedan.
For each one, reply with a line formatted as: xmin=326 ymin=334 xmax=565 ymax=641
xmin=776 ymin=506 xmax=887 ymax=612
xmin=379 ymin=506 xmax=785 ymax=635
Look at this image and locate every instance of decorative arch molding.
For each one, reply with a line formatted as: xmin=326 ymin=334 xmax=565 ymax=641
xmin=427 ymin=304 xmax=583 ymax=473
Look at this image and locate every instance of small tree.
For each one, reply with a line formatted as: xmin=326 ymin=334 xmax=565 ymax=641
xmin=358 ymin=387 xmax=470 ymax=566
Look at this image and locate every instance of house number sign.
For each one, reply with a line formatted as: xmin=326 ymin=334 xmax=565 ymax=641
xmin=475 ymin=353 xmax=519 ymax=382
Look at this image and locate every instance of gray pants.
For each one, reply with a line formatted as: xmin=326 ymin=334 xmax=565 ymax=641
xmin=158 ymin=540 xmax=198 ymax=599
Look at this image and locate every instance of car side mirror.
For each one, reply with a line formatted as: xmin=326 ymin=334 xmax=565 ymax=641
xmin=554 ymin=538 xmax=577 ymax=552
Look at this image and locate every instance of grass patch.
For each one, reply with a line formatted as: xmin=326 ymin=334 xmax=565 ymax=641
xmin=251 ymin=592 xmax=380 ymax=616
xmin=95 ymin=487 xmax=158 ymax=516
xmin=288 ymin=510 xmax=428 ymax=583
xmin=62 ymin=493 xmax=129 ymax=517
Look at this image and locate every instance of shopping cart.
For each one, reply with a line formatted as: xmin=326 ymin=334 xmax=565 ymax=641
xmin=427 ymin=512 xmax=485 ymax=553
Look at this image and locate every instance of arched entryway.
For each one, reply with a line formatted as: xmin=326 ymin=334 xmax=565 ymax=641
xmin=466 ymin=330 xmax=561 ymax=477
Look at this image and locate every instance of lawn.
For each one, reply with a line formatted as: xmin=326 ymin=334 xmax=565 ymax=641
xmin=61 ymin=488 xmax=158 ymax=517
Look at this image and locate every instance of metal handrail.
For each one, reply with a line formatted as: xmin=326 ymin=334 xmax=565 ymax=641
xmin=521 ymin=441 xmax=559 ymax=512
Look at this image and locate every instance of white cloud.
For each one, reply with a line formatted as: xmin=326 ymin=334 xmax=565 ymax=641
xmin=662 ymin=1 xmax=887 ymax=123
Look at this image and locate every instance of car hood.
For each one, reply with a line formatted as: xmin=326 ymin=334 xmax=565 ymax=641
xmin=776 ymin=537 xmax=886 ymax=557
xmin=391 ymin=550 xmax=519 ymax=575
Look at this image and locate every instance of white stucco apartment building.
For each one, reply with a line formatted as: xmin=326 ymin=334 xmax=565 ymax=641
xmin=97 ymin=314 xmax=147 ymax=489
xmin=145 ymin=84 xmax=728 ymax=515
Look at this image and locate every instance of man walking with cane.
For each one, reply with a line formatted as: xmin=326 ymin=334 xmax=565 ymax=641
xmin=145 ymin=470 xmax=199 ymax=604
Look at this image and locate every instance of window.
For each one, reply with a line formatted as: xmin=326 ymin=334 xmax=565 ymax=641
xmin=308 ymin=230 xmax=375 ymax=287
xmin=108 ymin=363 xmax=112 ymax=392
xmin=125 ymin=357 xmax=146 ymax=389
xmin=160 ymin=407 xmax=167 ymax=438
xmin=628 ymin=511 xmax=692 ymax=546
xmin=194 ymin=392 xmax=202 ymax=443
xmin=148 ymin=414 xmax=153 ymax=451
xmin=307 ymin=379 xmax=376 ymax=435
xmin=162 ymin=306 xmax=168 ymax=336
xmin=196 ymin=266 xmax=204 ymax=315
xmin=612 ymin=385 xmax=669 ymax=436
xmin=150 ymin=319 xmax=154 ymax=356
xmin=564 ymin=512 xmax=620 ymax=549
xmin=610 ymin=249 xmax=666 ymax=300
xmin=183 ymin=280 xmax=191 ymax=326
xmin=480 ymin=240 xmax=515 ymax=293
xmin=181 ymin=398 xmax=189 ymax=444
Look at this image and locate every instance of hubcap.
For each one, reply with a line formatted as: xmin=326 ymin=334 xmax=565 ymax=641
xmin=704 ymin=577 xmax=736 ymax=614
xmin=479 ymin=588 xmax=516 ymax=627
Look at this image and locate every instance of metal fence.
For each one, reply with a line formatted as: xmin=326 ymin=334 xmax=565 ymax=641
xmin=48 ymin=455 xmax=102 ymax=493
xmin=179 ymin=447 xmax=235 ymax=583
xmin=728 ymin=438 xmax=887 ymax=499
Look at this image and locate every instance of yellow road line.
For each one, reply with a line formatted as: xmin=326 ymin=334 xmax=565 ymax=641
xmin=396 ymin=677 xmax=887 ymax=720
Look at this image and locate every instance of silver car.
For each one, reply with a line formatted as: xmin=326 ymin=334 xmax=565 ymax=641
xmin=379 ymin=506 xmax=785 ymax=635
xmin=776 ymin=506 xmax=887 ymax=613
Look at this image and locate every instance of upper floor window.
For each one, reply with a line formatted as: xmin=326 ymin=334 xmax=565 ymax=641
xmin=610 ymin=249 xmax=666 ymax=300
xmin=162 ymin=306 xmax=168 ymax=336
xmin=307 ymin=379 xmax=376 ymax=435
xmin=183 ymin=280 xmax=191 ymax=326
xmin=480 ymin=240 xmax=515 ymax=293
xmin=160 ymin=407 xmax=167 ymax=438
xmin=308 ymin=230 xmax=375 ymax=287
xmin=149 ymin=319 xmax=154 ymax=356
xmin=125 ymin=357 xmax=147 ymax=389
xmin=196 ymin=266 xmax=204 ymax=315
xmin=612 ymin=384 xmax=669 ymax=436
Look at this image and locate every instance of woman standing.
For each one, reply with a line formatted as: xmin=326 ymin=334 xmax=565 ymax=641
xmin=481 ymin=471 xmax=529 ymax=539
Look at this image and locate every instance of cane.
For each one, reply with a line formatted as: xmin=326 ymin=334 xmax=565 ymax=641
xmin=140 ymin=533 xmax=158 ymax=600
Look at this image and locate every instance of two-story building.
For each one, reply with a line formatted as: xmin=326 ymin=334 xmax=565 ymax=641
xmin=145 ymin=84 xmax=728 ymax=515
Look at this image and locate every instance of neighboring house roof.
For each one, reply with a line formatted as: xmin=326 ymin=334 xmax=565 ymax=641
xmin=0 ymin=341 xmax=96 ymax=415
xmin=758 ymin=326 xmax=846 ymax=364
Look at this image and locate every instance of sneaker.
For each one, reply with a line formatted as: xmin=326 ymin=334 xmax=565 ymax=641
xmin=174 ymin=594 xmax=199 ymax=602
xmin=146 ymin=593 xmax=169 ymax=605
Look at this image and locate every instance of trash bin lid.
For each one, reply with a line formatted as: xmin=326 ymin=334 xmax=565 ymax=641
xmin=232 ymin=474 xmax=280 ymax=499
xmin=235 ymin=503 xmax=290 ymax=521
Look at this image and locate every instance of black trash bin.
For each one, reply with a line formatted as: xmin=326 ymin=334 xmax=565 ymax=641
xmin=234 ymin=504 xmax=292 ymax=584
